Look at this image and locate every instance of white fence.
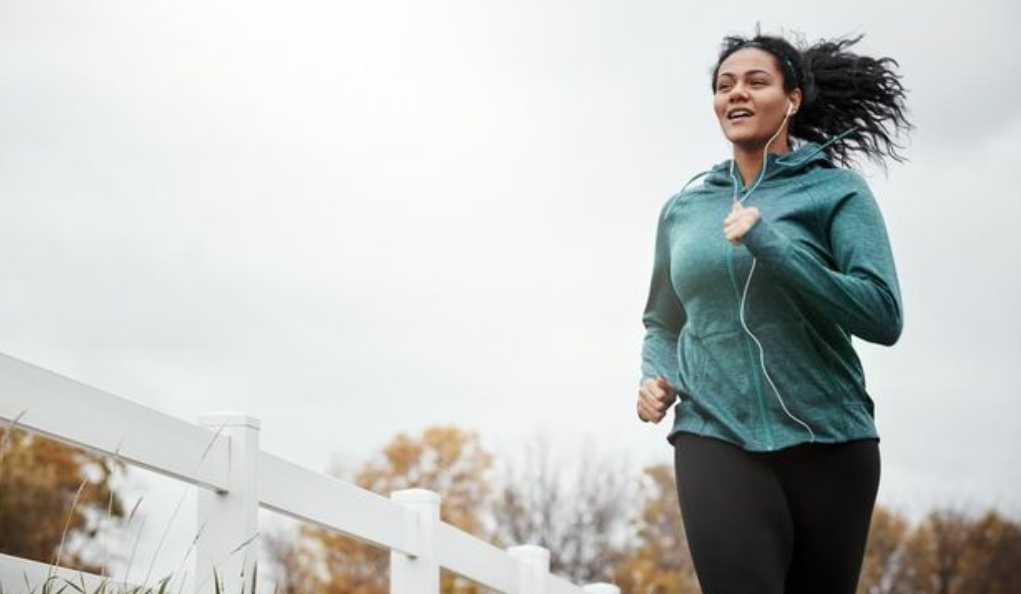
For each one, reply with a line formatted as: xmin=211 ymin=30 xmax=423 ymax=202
xmin=0 ymin=352 xmax=621 ymax=594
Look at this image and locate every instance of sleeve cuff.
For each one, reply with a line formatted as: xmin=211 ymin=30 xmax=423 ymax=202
xmin=742 ymin=216 xmax=793 ymax=261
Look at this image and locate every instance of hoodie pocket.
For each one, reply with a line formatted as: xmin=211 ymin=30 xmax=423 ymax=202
xmin=797 ymin=320 xmax=858 ymax=403
xmin=676 ymin=327 xmax=706 ymax=397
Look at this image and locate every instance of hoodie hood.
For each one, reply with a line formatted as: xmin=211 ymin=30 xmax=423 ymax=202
xmin=702 ymin=141 xmax=836 ymax=187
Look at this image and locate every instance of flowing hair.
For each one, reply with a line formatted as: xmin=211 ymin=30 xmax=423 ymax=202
xmin=711 ymin=30 xmax=912 ymax=168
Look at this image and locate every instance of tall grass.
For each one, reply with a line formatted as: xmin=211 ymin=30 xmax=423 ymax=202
xmin=0 ymin=416 xmax=266 ymax=594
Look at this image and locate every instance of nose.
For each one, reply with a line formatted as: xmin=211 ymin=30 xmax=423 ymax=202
xmin=727 ymin=81 xmax=751 ymax=102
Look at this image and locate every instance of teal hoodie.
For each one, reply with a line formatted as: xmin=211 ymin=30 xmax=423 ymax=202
xmin=641 ymin=141 xmax=903 ymax=452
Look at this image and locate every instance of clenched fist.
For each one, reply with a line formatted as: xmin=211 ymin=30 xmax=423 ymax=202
xmin=723 ymin=200 xmax=761 ymax=245
xmin=637 ymin=376 xmax=677 ymax=424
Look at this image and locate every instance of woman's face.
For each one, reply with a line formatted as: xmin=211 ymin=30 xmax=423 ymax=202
xmin=713 ymin=48 xmax=800 ymax=151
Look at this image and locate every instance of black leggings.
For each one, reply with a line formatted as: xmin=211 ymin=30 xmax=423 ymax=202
xmin=673 ymin=433 xmax=880 ymax=594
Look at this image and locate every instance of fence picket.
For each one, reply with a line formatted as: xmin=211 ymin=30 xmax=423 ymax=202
xmin=390 ymin=489 xmax=441 ymax=594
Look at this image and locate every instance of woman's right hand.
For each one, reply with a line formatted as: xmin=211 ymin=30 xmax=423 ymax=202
xmin=637 ymin=376 xmax=677 ymax=424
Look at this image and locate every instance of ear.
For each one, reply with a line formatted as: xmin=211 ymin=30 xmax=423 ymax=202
xmin=787 ymin=88 xmax=803 ymax=116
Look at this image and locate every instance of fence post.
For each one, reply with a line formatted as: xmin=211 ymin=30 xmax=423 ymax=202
xmin=391 ymin=488 xmax=440 ymax=594
xmin=196 ymin=413 xmax=260 ymax=594
xmin=583 ymin=584 xmax=621 ymax=594
xmin=508 ymin=545 xmax=551 ymax=594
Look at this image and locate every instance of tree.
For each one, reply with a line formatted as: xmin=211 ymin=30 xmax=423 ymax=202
xmin=269 ymin=426 xmax=493 ymax=594
xmin=489 ymin=434 xmax=634 ymax=584
xmin=858 ymin=505 xmax=912 ymax=594
xmin=956 ymin=509 xmax=1021 ymax=594
xmin=915 ymin=509 xmax=973 ymax=594
xmin=0 ymin=426 xmax=124 ymax=573
xmin=895 ymin=507 xmax=1021 ymax=594
xmin=614 ymin=464 xmax=700 ymax=594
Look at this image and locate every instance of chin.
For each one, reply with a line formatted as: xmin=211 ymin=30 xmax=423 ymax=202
xmin=724 ymin=132 xmax=763 ymax=148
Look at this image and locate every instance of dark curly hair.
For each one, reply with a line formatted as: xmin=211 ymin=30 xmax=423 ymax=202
xmin=711 ymin=31 xmax=912 ymax=168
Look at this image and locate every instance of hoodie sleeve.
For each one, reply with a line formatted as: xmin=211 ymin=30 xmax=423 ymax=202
xmin=641 ymin=196 xmax=688 ymax=387
xmin=741 ymin=175 xmax=904 ymax=346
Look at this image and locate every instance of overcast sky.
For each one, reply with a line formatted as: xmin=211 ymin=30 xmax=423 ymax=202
xmin=2 ymin=0 xmax=1020 ymax=577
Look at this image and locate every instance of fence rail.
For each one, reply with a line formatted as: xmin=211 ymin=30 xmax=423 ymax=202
xmin=0 ymin=352 xmax=620 ymax=594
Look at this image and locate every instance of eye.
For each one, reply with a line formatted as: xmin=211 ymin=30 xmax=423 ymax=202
xmin=716 ymin=82 xmax=732 ymax=92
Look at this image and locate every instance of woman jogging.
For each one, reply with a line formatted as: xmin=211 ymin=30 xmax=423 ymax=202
xmin=636 ymin=31 xmax=910 ymax=594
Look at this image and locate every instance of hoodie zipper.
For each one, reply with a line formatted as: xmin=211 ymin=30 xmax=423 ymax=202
xmin=726 ymin=200 xmax=777 ymax=451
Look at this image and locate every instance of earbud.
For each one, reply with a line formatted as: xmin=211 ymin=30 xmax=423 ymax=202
xmin=786 ymin=102 xmax=797 ymax=116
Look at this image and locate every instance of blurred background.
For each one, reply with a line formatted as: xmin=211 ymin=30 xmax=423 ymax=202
xmin=1 ymin=0 xmax=1019 ymax=591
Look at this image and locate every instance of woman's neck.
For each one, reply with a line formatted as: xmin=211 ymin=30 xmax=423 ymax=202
xmin=733 ymin=136 xmax=791 ymax=187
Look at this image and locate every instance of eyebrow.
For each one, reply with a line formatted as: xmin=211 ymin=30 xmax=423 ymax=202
xmin=716 ymin=68 xmax=774 ymax=80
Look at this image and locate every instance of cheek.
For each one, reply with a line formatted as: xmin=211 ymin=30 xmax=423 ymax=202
xmin=712 ymin=95 xmax=727 ymax=120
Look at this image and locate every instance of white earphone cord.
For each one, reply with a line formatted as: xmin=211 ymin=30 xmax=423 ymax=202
xmin=729 ymin=102 xmax=816 ymax=443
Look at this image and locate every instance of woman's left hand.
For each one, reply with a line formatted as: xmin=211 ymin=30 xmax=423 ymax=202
xmin=724 ymin=201 xmax=761 ymax=245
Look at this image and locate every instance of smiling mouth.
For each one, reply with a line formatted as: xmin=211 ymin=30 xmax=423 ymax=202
xmin=727 ymin=109 xmax=754 ymax=121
